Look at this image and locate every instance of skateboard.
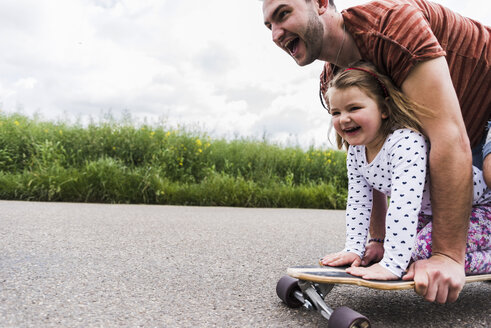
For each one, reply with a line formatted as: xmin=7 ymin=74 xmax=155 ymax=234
xmin=276 ymin=265 xmax=491 ymax=328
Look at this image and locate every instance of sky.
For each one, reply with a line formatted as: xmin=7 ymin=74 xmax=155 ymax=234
xmin=0 ymin=0 xmax=489 ymax=149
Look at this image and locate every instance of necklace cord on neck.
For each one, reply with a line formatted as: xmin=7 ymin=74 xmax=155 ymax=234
xmin=334 ymin=23 xmax=346 ymax=66
xmin=320 ymin=23 xmax=346 ymax=111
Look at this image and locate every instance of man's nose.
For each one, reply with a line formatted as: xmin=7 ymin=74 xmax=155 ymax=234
xmin=272 ymin=24 xmax=284 ymax=45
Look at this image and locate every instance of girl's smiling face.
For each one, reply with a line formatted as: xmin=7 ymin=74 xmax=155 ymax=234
xmin=328 ymin=86 xmax=388 ymax=159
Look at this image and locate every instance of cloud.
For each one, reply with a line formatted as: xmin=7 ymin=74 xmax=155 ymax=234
xmin=0 ymin=0 xmax=487 ymax=148
xmin=195 ymin=42 xmax=238 ymax=76
xmin=221 ymin=85 xmax=278 ymax=115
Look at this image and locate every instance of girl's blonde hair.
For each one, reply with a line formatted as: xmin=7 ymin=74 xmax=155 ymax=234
xmin=325 ymin=61 xmax=432 ymax=149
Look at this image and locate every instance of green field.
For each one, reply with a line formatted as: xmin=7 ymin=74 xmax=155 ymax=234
xmin=0 ymin=113 xmax=348 ymax=209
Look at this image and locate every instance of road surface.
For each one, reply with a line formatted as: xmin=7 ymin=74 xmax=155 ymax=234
xmin=1 ymin=201 xmax=490 ymax=327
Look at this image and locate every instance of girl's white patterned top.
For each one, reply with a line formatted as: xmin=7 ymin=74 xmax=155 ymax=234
xmin=343 ymin=129 xmax=491 ymax=277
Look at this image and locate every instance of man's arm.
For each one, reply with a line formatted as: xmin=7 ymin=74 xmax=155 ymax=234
xmin=400 ymin=57 xmax=472 ymax=303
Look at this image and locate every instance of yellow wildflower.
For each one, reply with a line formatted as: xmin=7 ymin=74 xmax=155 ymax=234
xmin=14 ymin=120 xmax=19 ymax=126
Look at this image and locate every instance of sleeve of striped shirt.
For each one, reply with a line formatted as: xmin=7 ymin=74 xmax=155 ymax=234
xmin=377 ymin=3 xmax=446 ymax=86
xmin=343 ymin=1 xmax=446 ymax=87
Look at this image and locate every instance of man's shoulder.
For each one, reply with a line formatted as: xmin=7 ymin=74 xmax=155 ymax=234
xmin=343 ymin=0 xmax=425 ymax=30
xmin=344 ymin=0 xmax=426 ymax=12
xmin=338 ymin=0 xmax=445 ymax=87
xmin=345 ymin=0 xmax=407 ymax=13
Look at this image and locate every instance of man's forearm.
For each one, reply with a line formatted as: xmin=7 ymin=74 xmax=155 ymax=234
xmin=428 ymin=147 xmax=472 ymax=264
xmin=400 ymin=57 xmax=473 ymax=265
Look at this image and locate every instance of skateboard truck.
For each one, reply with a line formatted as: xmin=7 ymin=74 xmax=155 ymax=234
xmin=298 ymin=280 xmax=334 ymax=320
xmin=276 ymin=275 xmax=371 ymax=328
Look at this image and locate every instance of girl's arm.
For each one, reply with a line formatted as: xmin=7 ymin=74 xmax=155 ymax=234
xmin=321 ymin=146 xmax=372 ymax=267
xmin=379 ymin=130 xmax=428 ymax=277
xmin=343 ymin=146 xmax=373 ymax=259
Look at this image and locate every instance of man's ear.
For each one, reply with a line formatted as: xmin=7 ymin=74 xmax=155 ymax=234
xmin=317 ymin=0 xmax=329 ymax=14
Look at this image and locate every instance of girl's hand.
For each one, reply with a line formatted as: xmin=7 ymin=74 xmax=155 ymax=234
xmin=320 ymin=251 xmax=361 ymax=267
xmin=361 ymin=241 xmax=384 ymax=266
xmin=346 ymin=263 xmax=399 ymax=280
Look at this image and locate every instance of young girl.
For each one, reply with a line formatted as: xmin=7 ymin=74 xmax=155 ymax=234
xmin=320 ymin=62 xmax=491 ymax=280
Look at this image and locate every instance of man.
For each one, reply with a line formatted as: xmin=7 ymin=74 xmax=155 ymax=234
xmin=262 ymin=0 xmax=490 ymax=303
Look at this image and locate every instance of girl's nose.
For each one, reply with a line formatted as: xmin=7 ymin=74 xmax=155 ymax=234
xmin=339 ymin=113 xmax=351 ymax=124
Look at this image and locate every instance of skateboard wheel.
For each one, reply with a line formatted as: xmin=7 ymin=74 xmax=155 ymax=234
xmin=328 ymin=306 xmax=371 ymax=328
xmin=276 ymin=275 xmax=303 ymax=308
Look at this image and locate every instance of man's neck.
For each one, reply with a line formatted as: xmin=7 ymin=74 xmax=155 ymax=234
xmin=319 ymin=14 xmax=361 ymax=67
xmin=334 ymin=32 xmax=362 ymax=68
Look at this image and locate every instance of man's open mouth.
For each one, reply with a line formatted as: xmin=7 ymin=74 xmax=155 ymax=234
xmin=285 ymin=37 xmax=300 ymax=56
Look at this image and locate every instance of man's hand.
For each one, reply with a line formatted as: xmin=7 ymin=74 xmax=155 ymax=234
xmin=402 ymin=254 xmax=466 ymax=303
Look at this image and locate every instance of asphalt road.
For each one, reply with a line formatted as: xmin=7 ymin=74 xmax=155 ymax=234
xmin=1 ymin=201 xmax=490 ymax=327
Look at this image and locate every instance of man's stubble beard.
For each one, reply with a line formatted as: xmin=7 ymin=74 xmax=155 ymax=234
xmin=297 ymin=11 xmax=324 ymax=66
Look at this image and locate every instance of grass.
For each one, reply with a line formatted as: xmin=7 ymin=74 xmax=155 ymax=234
xmin=0 ymin=112 xmax=348 ymax=209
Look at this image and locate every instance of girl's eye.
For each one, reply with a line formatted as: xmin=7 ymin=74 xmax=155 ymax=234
xmin=350 ymin=107 xmax=361 ymax=111
xmin=331 ymin=111 xmax=340 ymax=116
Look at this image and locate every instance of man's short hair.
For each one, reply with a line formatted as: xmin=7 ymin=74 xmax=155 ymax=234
xmin=260 ymin=0 xmax=336 ymax=6
xmin=304 ymin=0 xmax=337 ymax=8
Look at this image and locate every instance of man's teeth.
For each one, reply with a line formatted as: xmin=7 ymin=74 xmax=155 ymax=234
xmin=285 ymin=38 xmax=297 ymax=53
xmin=285 ymin=40 xmax=293 ymax=52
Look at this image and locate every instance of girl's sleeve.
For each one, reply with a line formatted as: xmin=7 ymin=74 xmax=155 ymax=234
xmin=343 ymin=146 xmax=373 ymax=258
xmin=472 ymin=166 xmax=491 ymax=205
xmin=379 ymin=130 xmax=428 ymax=277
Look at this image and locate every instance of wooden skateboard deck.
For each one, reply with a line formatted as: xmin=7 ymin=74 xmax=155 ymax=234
xmin=287 ymin=265 xmax=491 ymax=290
